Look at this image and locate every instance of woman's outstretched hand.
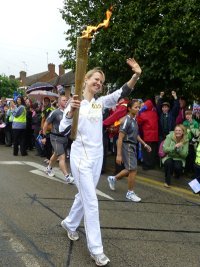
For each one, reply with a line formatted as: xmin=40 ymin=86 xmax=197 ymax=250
xmin=126 ymin=58 xmax=142 ymax=76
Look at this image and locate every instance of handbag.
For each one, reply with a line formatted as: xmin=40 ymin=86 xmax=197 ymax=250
xmin=36 ymin=134 xmax=44 ymax=149
xmin=158 ymin=140 xmax=166 ymax=158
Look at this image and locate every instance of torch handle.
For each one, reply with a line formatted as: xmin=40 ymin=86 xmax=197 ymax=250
xmin=70 ymin=109 xmax=80 ymax=140
xmin=70 ymin=37 xmax=91 ymax=140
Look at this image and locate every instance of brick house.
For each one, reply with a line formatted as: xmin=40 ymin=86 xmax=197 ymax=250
xmin=48 ymin=69 xmax=75 ymax=98
xmin=16 ymin=63 xmax=58 ymax=89
xmin=12 ymin=63 xmax=75 ymax=96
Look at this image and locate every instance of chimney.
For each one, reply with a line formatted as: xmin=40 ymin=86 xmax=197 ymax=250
xmin=9 ymin=75 xmax=15 ymax=80
xmin=48 ymin=63 xmax=55 ymax=74
xmin=59 ymin=64 xmax=65 ymax=76
xmin=19 ymin=71 xmax=26 ymax=83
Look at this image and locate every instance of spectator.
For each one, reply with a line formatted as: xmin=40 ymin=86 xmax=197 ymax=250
xmin=41 ymin=97 xmax=55 ymax=162
xmin=0 ymin=99 xmax=5 ymax=113
xmin=31 ymin=102 xmax=43 ymax=156
xmin=183 ymin=109 xmax=199 ymax=173
xmin=193 ymin=103 xmax=200 ymax=124
xmin=11 ymin=96 xmax=27 ymax=156
xmin=157 ymin=91 xmax=179 ymax=141
xmin=162 ymin=124 xmax=189 ymax=188
xmin=103 ymin=97 xmax=129 ymax=131
xmin=176 ymin=96 xmax=187 ymax=124
xmin=0 ymin=109 xmax=6 ymax=144
xmin=137 ymin=99 xmax=159 ymax=170
xmin=194 ymin=132 xmax=200 ymax=178
xmin=103 ymin=97 xmax=129 ymax=173
xmin=4 ymin=104 xmax=13 ymax=146
xmin=25 ymin=98 xmax=34 ymax=150
xmin=101 ymin=107 xmax=111 ymax=174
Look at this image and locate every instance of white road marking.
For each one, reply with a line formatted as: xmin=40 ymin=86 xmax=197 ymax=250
xmin=0 ymin=161 xmax=114 ymax=200
xmin=30 ymin=169 xmax=66 ymax=183
xmin=23 ymin=161 xmax=45 ymax=170
xmin=0 ymin=161 xmax=24 ymax=165
xmin=10 ymin=238 xmax=40 ymax=267
xmin=96 ymin=189 xmax=114 ymax=200
xmin=0 ymin=221 xmax=40 ymax=267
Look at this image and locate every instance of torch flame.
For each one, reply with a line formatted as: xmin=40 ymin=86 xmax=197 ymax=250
xmin=82 ymin=7 xmax=113 ymax=39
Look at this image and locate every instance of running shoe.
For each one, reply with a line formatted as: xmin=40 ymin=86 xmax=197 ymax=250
xmin=45 ymin=166 xmax=55 ymax=177
xmin=126 ymin=191 xmax=141 ymax=202
xmin=90 ymin=253 xmax=110 ymax=266
xmin=61 ymin=220 xmax=79 ymax=241
xmin=65 ymin=174 xmax=74 ymax=184
xmin=107 ymin=176 xmax=116 ymax=190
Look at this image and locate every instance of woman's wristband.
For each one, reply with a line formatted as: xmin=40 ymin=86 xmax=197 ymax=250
xmin=132 ymin=73 xmax=140 ymax=80
xmin=144 ymin=143 xmax=147 ymax=148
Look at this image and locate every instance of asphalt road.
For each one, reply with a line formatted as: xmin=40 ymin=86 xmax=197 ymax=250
xmin=0 ymin=146 xmax=199 ymax=267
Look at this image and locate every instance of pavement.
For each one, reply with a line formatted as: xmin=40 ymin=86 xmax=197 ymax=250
xmin=104 ymin=154 xmax=200 ymax=203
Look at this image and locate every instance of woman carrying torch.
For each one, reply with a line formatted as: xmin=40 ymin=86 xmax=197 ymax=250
xmin=59 ymin=58 xmax=142 ymax=266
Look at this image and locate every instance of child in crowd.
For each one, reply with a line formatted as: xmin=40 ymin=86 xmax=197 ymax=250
xmin=156 ymin=91 xmax=179 ymax=141
xmin=183 ymin=109 xmax=199 ymax=137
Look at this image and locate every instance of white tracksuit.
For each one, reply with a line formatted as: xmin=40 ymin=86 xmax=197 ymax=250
xmin=59 ymin=86 xmax=126 ymax=254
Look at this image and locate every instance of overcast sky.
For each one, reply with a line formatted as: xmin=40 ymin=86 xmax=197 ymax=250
xmin=0 ymin=0 xmax=68 ymax=78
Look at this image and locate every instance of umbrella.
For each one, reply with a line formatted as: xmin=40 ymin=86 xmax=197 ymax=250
xmin=28 ymin=90 xmax=59 ymax=102
xmin=26 ymin=82 xmax=54 ymax=94
xmin=0 ymin=122 xmax=6 ymax=129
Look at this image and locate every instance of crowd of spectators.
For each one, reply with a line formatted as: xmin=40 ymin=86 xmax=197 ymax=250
xmin=103 ymin=91 xmax=200 ymax=187
xmin=0 ymin=91 xmax=199 ymax=188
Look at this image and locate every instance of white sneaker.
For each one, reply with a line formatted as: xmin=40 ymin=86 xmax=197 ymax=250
xmin=61 ymin=220 xmax=79 ymax=241
xmin=126 ymin=191 xmax=141 ymax=202
xmin=65 ymin=174 xmax=74 ymax=184
xmin=45 ymin=167 xmax=55 ymax=177
xmin=107 ymin=176 xmax=116 ymax=190
xmin=91 ymin=253 xmax=110 ymax=266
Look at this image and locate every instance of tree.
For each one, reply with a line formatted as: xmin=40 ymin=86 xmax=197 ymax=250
xmin=0 ymin=75 xmax=20 ymax=98
xmin=59 ymin=0 xmax=200 ymax=102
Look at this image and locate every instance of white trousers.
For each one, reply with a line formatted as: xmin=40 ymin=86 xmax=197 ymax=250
xmin=63 ymin=155 xmax=103 ymax=255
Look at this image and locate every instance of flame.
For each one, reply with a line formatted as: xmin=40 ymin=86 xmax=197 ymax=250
xmin=82 ymin=7 xmax=113 ymax=39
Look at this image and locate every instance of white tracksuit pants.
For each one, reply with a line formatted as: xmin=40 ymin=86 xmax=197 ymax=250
xmin=63 ymin=155 xmax=103 ymax=255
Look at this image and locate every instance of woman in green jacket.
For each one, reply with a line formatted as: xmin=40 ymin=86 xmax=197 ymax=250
xmin=162 ymin=124 xmax=189 ymax=187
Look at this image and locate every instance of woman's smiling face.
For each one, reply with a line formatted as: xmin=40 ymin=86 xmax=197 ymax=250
xmin=174 ymin=126 xmax=184 ymax=138
xmin=85 ymin=72 xmax=104 ymax=95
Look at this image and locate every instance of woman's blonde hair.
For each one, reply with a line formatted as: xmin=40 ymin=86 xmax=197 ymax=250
xmin=85 ymin=68 xmax=105 ymax=83
xmin=173 ymin=124 xmax=187 ymax=143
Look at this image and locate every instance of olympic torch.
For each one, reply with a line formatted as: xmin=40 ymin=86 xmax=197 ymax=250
xmin=70 ymin=7 xmax=113 ymax=140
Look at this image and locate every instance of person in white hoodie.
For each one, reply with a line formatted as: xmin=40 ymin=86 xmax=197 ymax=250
xmin=59 ymin=58 xmax=142 ymax=266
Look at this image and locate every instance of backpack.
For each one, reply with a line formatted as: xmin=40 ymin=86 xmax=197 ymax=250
xmin=158 ymin=140 xmax=166 ymax=158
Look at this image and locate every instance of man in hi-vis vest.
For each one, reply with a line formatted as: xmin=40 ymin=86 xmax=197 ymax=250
xmin=11 ymin=96 xmax=27 ymax=156
xmin=194 ymin=140 xmax=200 ymax=178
